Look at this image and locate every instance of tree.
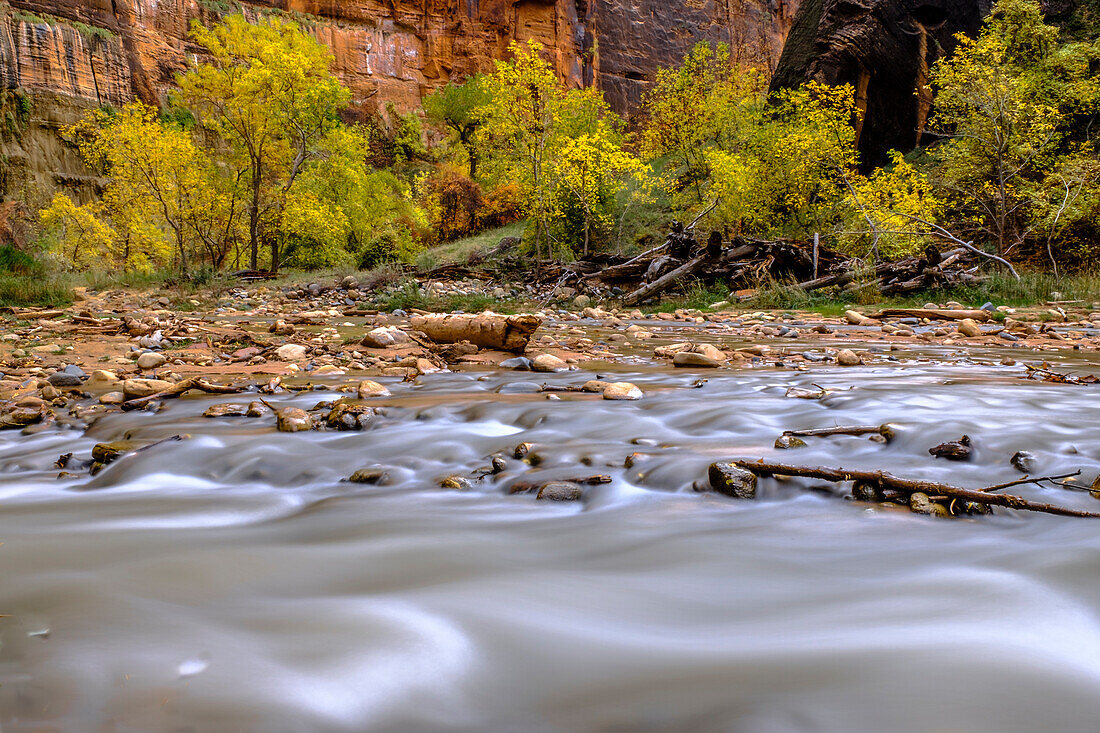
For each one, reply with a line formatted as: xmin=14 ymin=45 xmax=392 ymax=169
xmin=550 ymin=122 xmax=649 ymax=255
xmin=423 ymin=75 xmax=490 ymax=178
xmin=929 ymin=0 xmax=1100 ymax=257
xmin=68 ymin=103 xmax=224 ymax=274
xmin=177 ymin=14 xmax=350 ymax=272
xmin=640 ymin=42 xmax=767 ymax=205
xmin=476 ymin=41 xmax=565 ymax=259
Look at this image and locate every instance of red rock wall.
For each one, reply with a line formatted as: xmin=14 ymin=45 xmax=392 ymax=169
xmin=0 ymin=0 xmax=797 ymax=199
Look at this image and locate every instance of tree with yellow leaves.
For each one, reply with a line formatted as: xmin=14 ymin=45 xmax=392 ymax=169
xmin=178 ymin=15 xmax=350 ymax=272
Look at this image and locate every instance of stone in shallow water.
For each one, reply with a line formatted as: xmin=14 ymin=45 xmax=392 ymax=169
xmin=531 ymin=354 xmax=568 ymax=372
xmin=275 ymin=407 xmax=312 ymax=432
xmin=536 ymin=481 xmax=583 ymax=501
xmin=673 ymin=351 xmax=718 ymax=368
xmin=136 ymin=352 xmax=167 ymax=370
xmin=47 ymin=372 xmax=82 ymax=388
xmin=203 ymin=403 xmax=249 ymax=418
xmin=1011 ymin=450 xmax=1038 ymax=473
xmin=499 ymin=357 xmax=532 ymax=370
xmin=357 ymin=380 xmax=390 ymax=399
xmin=836 ymin=349 xmax=860 ymax=366
xmin=602 ymin=382 xmax=643 ymax=400
xmin=348 ymin=468 xmax=389 ymax=485
xmin=707 ymin=463 xmax=757 ymax=499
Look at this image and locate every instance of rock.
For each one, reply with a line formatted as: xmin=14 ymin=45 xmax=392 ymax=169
xmin=910 ymin=492 xmax=950 ymax=517
xmin=957 ymin=318 xmax=982 ymax=338
xmin=91 ymin=440 xmax=140 ymax=464
xmin=341 ymin=275 xmax=359 ymax=289
xmin=774 ymin=434 xmax=807 ymax=449
xmin=136 ymin=352 xmax=167 ymax=370
xmin=602 ymin=382 xmax=643 ymax=400
xmin=326 ymin=403 xmax=376 ymax=430
xmin=361 ymin=326 xmax=410 ymax=348
xmin=980 ymin=302 xmax=995 ymax=312
xmin=357 ymin=380 xmax=390 ymax=399
xmin=844 ymin=310 xmax=873 ymax=325
xmin=47 ymin=371 xmax=82 ymax=388
xmin=673 ymin=351 xmax=719 ymax=368
xmin=836 ymin=349 xmax=861 ymax=366
xmin=497 ymin=381 xmax=542 ymax=394
xmin=99 ymin=391 xmax=125 ymax=405
xmin=85 ymin=370 xmax=120 ymax=390
xmin=581 ymin=380 xmax=609 ymax=393
xmin=536 ymin=481 xmax=583 ymax=501
xmin=269 ymin=319 xmax=295 ymax=335
xmin=1010 ymin=450 xmax=1038 ymax=473
xmin=204 ymin=403 xmax=249 ymax=418
xmin=440 ymin=475 xmax=472 ymax=490
xmin=707 ymin=462 xmax=757 ymax=499
xmin=61 ymin=364 xmax=87 ymax=378
xmin=532 ymin=354 xmax=568 ymax=372
xmin=122 ymin=378 xmax=173 ymax=399
xmin=311 ymin=365 xmax=345 ymax=376
xmin=499 ymin=356 xmax=532 ymax=370
xmin=573 ymin=294 xmax=591 ymax=308
xmin=929 ymin=435 xmax=972 ymax=461
xmin=275 ymin=407 xmax=313 ymax=432
xmin=348 ymin=468 xmax=389 ymax=484
xmin=274 ymin=344 xmax=308 ymax=361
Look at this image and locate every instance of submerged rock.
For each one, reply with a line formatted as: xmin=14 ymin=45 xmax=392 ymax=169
xmin=1011 ymin=450 xmax=1038 ymax=473
xmin=536 ymin=481 xmax=583 ymax=501
xmin=348 ymin=468 xmax=390 ymax=485
xmin=929 ymin=435 xmax=971 ymax=461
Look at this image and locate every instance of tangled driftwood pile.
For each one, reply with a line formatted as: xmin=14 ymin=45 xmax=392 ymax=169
xmin=418 ymin=222 xmax=994 ymax=305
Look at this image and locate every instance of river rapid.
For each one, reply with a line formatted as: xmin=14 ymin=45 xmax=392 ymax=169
xmin=3 ymin=329 xmax=1100 ymax=733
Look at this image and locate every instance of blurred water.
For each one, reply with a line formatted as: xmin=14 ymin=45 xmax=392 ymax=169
xmin=3 ymin=355 xmax=1100 ymax=732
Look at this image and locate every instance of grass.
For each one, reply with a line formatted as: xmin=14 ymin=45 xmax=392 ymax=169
xmin=414 ymin=221 xmax=526 ymax=271
xmin=640 ymin=271 xmax=1100 ymax=316
xmin=369 ymin=279 xmax=523 ymax=314
xmin=0 ymin=267 xmax=234 ymax=308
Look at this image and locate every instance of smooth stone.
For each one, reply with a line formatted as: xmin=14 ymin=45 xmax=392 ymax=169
xmin=602 ymin=382 xmax=643 ymax=400
xmin=836 ymin=349 xmax=861 ymax=366
xmin=536 ymin=481 xmax=583 ymax=501
xmin=497 ymin=382 xmax=542 ymax=394
xmin=1011 ymin=450 xmax=1038 ymax=473
xmin=957 ymin=318 xmax=982 ymax=338
xmin=532 ymin=354 xmax=568 ymax=372
xmin=136 ymin=352 xmax=167 ymax=370
xmin=122 ymin=378 xmax=173 ymax=399
xmin=47 ymin=372 xmax=82 ymax=388
xmin=357 ymin=380 xmax=390 ymax=398
xmin=85 ymin=370 xmax=120 ymax=389
xmin=361 ymin=327 xmax=409 ymax=348
xmin=673 ymin=351 xmax=719 ymax=368
xmin=61 ymin=364 xmax=87 ymax=377
xmin=275 ymin=407 xmax=312 ymax=432
xmin=348 ymin=468 xmax=389 ymax=485
xmin=274 ymin=344 xmax=308 ymax=361
xmin=500 ymin=357 xmax=532 ymax=370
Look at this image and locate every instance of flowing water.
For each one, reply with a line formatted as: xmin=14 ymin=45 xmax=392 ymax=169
xmin=3 ymin=331 xmax=1100 ymax=733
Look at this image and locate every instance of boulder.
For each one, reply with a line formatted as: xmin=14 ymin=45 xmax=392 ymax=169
xmin=957 ymin=318 xmax=982 ymax=338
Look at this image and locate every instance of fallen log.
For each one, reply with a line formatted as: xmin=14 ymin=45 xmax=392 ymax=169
xmin=410 ymin=312 xmax=542 ymax=352
xmin=121 ymin=377 xmax=245 ymax=411
xmin=868 ymin=308 xmax=992 ymax=322
xmin=785 ymin=424 xmax=897 ymax=441
xmin=622 ymin=255 xmax=707 ymax=305
xmin=728 ymin=459 xmax=1100 ymax=518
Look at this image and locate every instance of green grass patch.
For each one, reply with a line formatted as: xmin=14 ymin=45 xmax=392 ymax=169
xmin=415 ymin=221 xmax=526 ymax=270
xmin=0 ymin=273 xmax=74 ymax=308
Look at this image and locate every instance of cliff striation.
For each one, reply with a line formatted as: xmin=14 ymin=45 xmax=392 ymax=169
xmin=0 ymin=0 xmax=798 ymax=202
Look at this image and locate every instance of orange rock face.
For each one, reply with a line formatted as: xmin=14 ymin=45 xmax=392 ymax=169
xmin=0 ymin=0 xmax=797 ymax=198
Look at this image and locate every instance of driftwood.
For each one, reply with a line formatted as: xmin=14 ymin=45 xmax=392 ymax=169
xmin=410 ymin=313 xmax=542 ymax=352
xmin=868 ymin=308 xmax=992 ymax=322
xmin=729 ymin=459 xmax=1100 ymax=518
xmin=785 ymin=424 xmax=896 ymax=440
xmin=121 ymin=377 xmax=245 ymax=411
xmin=622 ymin=255 xmax=708 ymax=306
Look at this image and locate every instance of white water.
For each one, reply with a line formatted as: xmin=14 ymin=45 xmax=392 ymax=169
xmin=3 ymin=356 xmax=1100 ymax=732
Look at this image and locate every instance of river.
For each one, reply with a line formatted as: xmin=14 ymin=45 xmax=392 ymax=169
xmin=3 ymin=329 xmax=1100 ymax=732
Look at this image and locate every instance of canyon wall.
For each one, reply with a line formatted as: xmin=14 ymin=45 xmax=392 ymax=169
xmin=0 ymin=0 xmax=798 ymax=203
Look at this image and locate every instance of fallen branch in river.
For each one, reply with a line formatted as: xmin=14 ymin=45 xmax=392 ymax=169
xmin=784 ymin=424 xmax=897 ymax=441
xmin=728 ymin=459 xmax=1100 ymax=518
xmin=121 ymin=377 xmax=245 ymax=411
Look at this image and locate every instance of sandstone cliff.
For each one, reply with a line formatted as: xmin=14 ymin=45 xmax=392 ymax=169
xmin=0 ymin=0 xmax=798 ymax=202
xmin=770 ymin=0 xmax=991 ymax=164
